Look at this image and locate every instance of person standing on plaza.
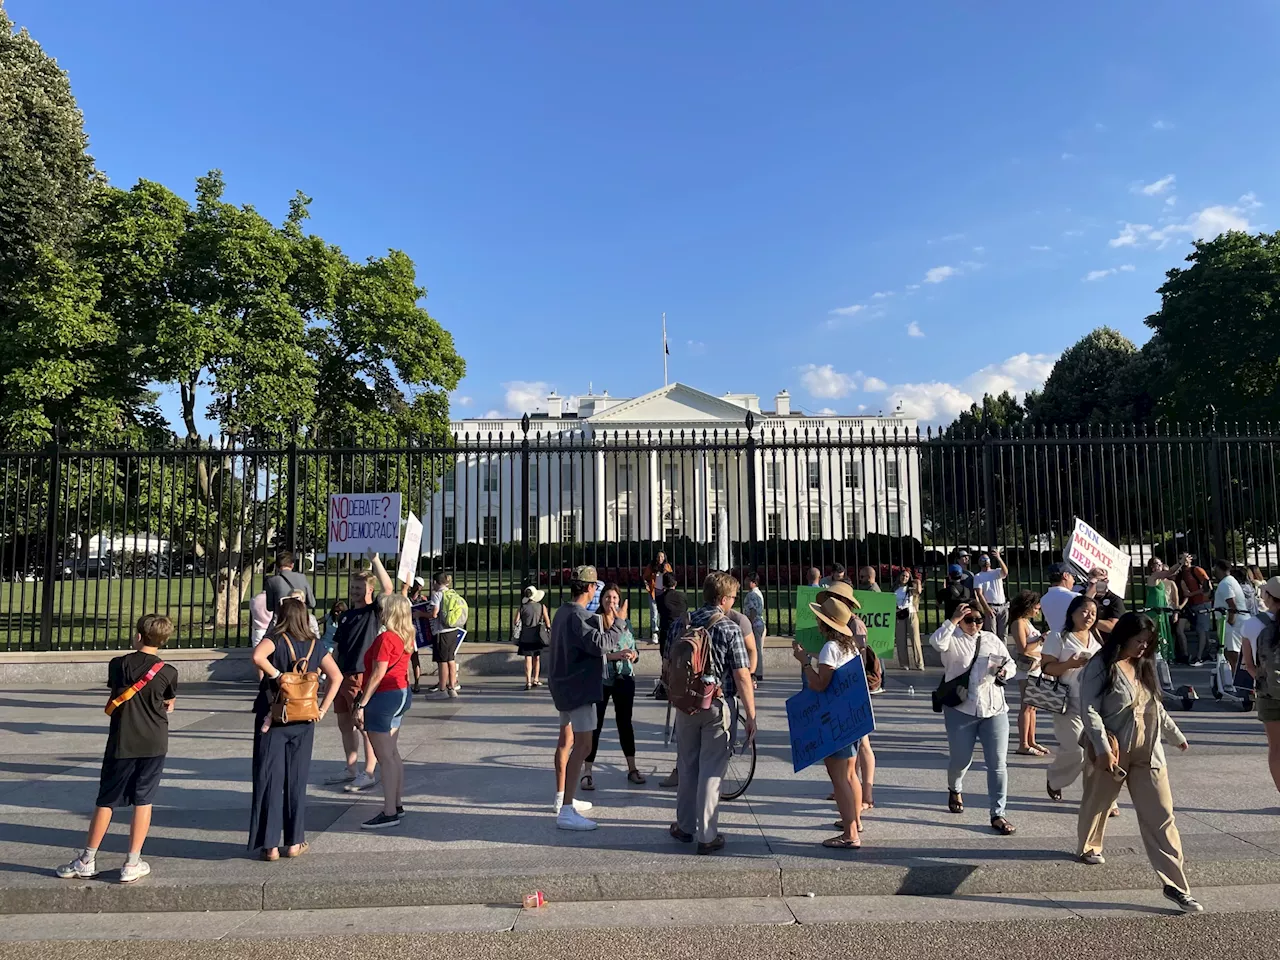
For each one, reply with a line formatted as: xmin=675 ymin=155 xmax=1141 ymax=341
xmin=974 ymin=550 xmax=1010 ymax=639
xmin=1172 ymin=553 xmax=1213 ymax=665
xmin=894 ymin=568 xmax=924 ymax=671
xmin=249 ymin=599 xmax=342 ymax=859
xmin=1077 ymin=613 xmax=1202 ymax=914
xmin=743 ymin=572 xmax=767 ymax=683
xmin=953 ymin=549 xmax=976 ymax=591
xmin=938 ymin=563 xmax=991 ymax=622
xmin=856 ymin=566 xmax=880 ymax=592
xmin=669 ymin=572 xmax=756 ymax=854
xmin=1240 ymin=576 xmax=1280 ymax=795
xmin=56 ymin=615 xmax=178 ymax=884
xmin=645 ymin=551 xmax=672 ymax=643
xmin=328 ymin=551 xmax=393 ymax=792
xmin=929 ymin=601 xmax=1018 ymax=835
xmin=814 ymin=580 xmax=877 ymax=809
xmin=1009 ymin=590 xmax=1049 ymax=757
xmin=352 ymin=593 xmax=414 ymax=830
xmin=1038 ymin=564 xmax=1079 ymax=639
xmin=1085 ymin=567 xmax=1126 ymax=636
xmin=1213 ymin=559 xmax=1250 ymax=678
xmin=407 ymin=579 xmax=432 ymax=694
xmin=515 ymin=585 xmax=551 ymax=690
xmin=1041 ymin=595 xmax=1104 ymax=803
xmin=548 ymin=566 xmax=629 ymax=830
xmin=1145 ymin=558 xmax=1183 ymax=663
xmin=427 ymin=572 xmax=466 ymax=698
xmin=792 ymin=596 xmax=864 ymax=849
xmin=265 ymin=550 xmax=316 ymax=617
xmin=819 ymin=563 xmax=848 ymax=588
xmin=250 ymin=590 xmax=272 ymax=649
xmin=581 ymin=584 xmax=645 ymax=789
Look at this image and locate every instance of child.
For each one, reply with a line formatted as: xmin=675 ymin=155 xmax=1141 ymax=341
xmin=56 ymin=614 xmax=178 ymax=884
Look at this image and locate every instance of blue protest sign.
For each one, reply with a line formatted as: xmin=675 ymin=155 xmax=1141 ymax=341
xmin=786 ymin=656 xmax=876 ymax=773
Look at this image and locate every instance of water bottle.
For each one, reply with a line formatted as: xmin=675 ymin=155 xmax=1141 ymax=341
xmin=907 ymin=685 xmax=916 ymax=698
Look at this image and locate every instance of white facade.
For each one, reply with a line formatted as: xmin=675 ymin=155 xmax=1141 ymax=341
xmin=422 ymin=383 xmax=922 ymax=552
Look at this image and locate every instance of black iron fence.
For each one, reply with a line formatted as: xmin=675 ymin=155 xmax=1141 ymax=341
xmin=1 ymin=417 xmax=1277 ymax=650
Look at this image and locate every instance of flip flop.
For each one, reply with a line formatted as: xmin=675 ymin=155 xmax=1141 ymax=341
xmin=1015 ymin=747 xmax=1039 ymax=756
xmin=285 ymin=842 xmax=309 ymax=858
xmin=579 ymin=774 xmax=595 ymax=792
xmin=822 ymin=836 xmax=861 ymax=849
xmin=948 ymin=791 xmax=964 ymax=814
xmin=260 ymin=849 xmax=280 ymax=862
xmin=990 ymin=817 xmax=1017 ymax=836
xmin=627 ymin=770 xmax=646 ymax=785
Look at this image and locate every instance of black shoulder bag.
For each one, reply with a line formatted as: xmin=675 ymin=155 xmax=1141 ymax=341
xmin=932 ymin=634 xmax=982 ymax=713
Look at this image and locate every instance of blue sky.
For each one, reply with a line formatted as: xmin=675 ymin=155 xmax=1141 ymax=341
xmin=10 ymin=0 xmax=1280 ymax=426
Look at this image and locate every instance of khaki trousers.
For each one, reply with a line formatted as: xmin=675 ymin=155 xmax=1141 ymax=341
xmin=1047 ymin=709 xmax=1086 ymax=792
xmin=1077 ymin=761 xmax=1189 ymax=893
xmin=674 ymin=698 xmax=731 ymax=844
xmin=895 ymin=612 xmax=924 ymax=670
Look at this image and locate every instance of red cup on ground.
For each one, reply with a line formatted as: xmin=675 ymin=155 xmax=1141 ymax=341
xmin=523 ymin=891 xmax=546 ymax=909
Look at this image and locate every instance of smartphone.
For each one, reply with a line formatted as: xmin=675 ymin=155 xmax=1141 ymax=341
xmin=1110 ymin=765 xmax=1128 ymax=783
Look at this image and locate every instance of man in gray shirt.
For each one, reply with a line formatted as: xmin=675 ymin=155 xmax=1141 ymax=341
xmin=264 ymin=550 xmax=315 ymax=613
xmin=548 ymin=565 xmax=630 ymax=832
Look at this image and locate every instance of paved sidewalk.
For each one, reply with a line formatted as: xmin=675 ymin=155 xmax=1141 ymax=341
xmin=0 ymin=664 xmax=1276 ymax=914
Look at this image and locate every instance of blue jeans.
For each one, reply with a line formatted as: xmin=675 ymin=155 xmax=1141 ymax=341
xmin=942 ymin=706 xmax=1009 ymax=818
xmin=649 ymin=598 xmax=660 ymax=638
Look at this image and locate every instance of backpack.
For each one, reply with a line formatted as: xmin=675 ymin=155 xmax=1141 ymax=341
xmin=664 ymin=612 xmax=723 ymax=715
xmin=440 ymin=589 xmax=468 ymax=629
xmin=1256 ymin=612 xmax=1280 ymax=702
xmin=271 ymin=635 xmax=320 ymax=724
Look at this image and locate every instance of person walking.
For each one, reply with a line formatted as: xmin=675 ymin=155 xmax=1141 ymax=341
xmin=929 ymin=601 xmax=1018 ymax=835
xmin=1041 ymin=595 xmax=1104 ymax=803
xmin=743 ymin=572 xmax=767 ymax=683
xmin=1038 ymin=564 xmax=1079 ymax=639
xmin=1240 ymin=576 xmax=1280 ymax=795
xmin=427 ymin=572 xmax=466 ymax=698
xmin=669 ymin=572 xmax=756 ymax=854
xmin=645 ymin=552 xmax=672 ymax=643
xmin=1212 ymin=559 xmax=1250 ymax=678
xmin=792 ymin=596 xmax=864 ymax=849
xmin=353 ymin=593 xmax=414 ymax=830
xmin=515 ymin=585 xmax=551 ymax=690
xmin=894 ymin=568 xmax=924 ymax=671
xmin=1077 ymin=613 xmax=1202 ymax=913
xmin=265 ymin=549 xmax=316 ymax=617
xmin=548 ymin=566 xmax=629 ymax=830
xmin=581 ymin=584 xmax=645 ymax=788
xmin=249 ymin=599 xmax=342 ymax=860
xmin=1009 ymin=590 xmax=1049 ymax=757
xmin=974 ymin=550 xmax=1010 ymax=639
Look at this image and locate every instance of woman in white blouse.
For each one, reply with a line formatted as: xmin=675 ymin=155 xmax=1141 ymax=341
xmin=1041 ymin=594 xmax=1103 ymax=804
xmin=930 ymin=601 xmax=1018 ymax=835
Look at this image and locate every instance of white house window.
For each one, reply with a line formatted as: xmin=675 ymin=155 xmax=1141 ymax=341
xmin=481 ymin=464 xmax=499 ymax=493
xmin=845 ymin=510 xmax=864 ymax=539
xmin=767 ymin=512 xmax=781 ymax=539
xmin=560 ymin=461 xmax=576 ymax=492
xmin=709 ymin=462 xmax=725 ymax=490
xmin=560 ymin=514 xmax=577 ymax=543
xmin=528 ymin=515 xmax=539 ymax=539
xmin=663 ymin=463 xmax=681 ymax=492
xmin=807 ymin=460 xmax=821 ymax=490
xmin=443 ymin=469 xmax=455 ymax=493
xmin=617 ymin=463 xmax=633 ymax=491
xmin=481 ymin=515 xmax=499 ymax=545
xmin=442 ymin=516 xmax=456 ymax=550
xmin=618 ymin=513 xmax=633 ymax=540
xmin=765 ymin=461 xmax=783 ymax=489
xmin=887 ymin=509 xmax=901 ymax=537
xmin=885 ymin=462 xmax=900 ymax=489
xmin=809 ymin=511 xmax=822 ymax=539
xmin=528 ymin=461 xmax=538 ymax=491
xmin=844 ymin=461 xmax=860 ymax=489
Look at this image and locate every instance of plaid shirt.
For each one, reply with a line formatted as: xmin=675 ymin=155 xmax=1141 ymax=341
xmin=690 ymin=604 xmax=750 ymax=686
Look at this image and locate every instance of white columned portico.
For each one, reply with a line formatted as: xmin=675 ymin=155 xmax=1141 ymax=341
xmin=594 ymin=450 xmax=606 ymax=540
xmin=648 ymin=449 xmax=660 ymax=541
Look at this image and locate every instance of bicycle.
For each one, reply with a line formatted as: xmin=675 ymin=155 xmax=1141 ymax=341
xmin=663 ymin=692 xmax=757 ymax=801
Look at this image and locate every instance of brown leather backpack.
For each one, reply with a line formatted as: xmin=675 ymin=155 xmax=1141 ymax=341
xmin=271 ymin=635 xmax=320 ymax=724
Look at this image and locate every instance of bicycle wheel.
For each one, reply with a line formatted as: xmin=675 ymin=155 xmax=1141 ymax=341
xmin=720 ymin=700 xmax=756 ymax=801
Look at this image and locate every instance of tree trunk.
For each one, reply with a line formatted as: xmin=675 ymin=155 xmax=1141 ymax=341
xmin=212 ymin=559 xmax=258 ymax=628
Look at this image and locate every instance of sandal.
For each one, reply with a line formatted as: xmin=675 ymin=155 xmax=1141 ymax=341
xmin=627 ymin=770 xmax=646 ymax=785
xmin=260 ymin=848 xmax=280 ymax=862
xmin=1032 ymin=745 xmax=1051 ymax=756
xmin=1015 ymin=747 xmax=1039 ymax=756
xmin=948 ymin=791 xmax=964 ymax=814
xmin=1109 ymin=805 xmax=1120 ymax=818
xmin=822 ymin=835 xmax=861 ymax=849
xmin=285 ymin=842 xmax=309 ymax=859
xmin=525 ymin=682 xmax=533 ymax=691
xmin=579 ymin=774 xmax=595 ymax=792
xmin=990 ymin=816 xmax=1017 ymax=836
xmin=834 ymin=820 xmax=866 ymax=832
xmin=1047 ymin=782 xmax=1063 ymax=802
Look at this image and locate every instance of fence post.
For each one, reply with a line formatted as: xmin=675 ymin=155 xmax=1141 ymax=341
xmin=285 ymin=418 xmax=299 ymax=555
xmin=981 ymin=430 xmax=997 ymax=552
xmin=1207 ymin=425 xmax=1227 ymax=562
xmin=39 ymin=427 xmax=63 ymax=651
xmin=744 ymin=412 xmax=758 ymax=572
xmin=520 ymin=413 xmax=531 ymax=587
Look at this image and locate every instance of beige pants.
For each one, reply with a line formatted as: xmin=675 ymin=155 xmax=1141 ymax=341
xmin=674 ymin=698 xmax=731 ymax=844
xmin=895 ymin=612 xmax=924 ymax=670
xmin=1047 ymin=709 xmax=1086 ymax=792
xmin=1078 ymin=761 xmax=1189 ymax=893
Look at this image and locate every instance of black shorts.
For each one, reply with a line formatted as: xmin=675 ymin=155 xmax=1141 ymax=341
xmin=96 ymin=755 xmax=166 ymax=809
xmin=433 ymin=630 xmax=461 ymax=663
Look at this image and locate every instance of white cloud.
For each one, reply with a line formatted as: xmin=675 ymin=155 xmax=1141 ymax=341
xmin=929 ymin=232 xmax=966 ymax=244
xmin=1109 ymin=222 xmax=1151 ymax=247
xmin=1030 ymin=245 xmax=1052 ymax=251
xmin=503 ymin=380 xmax=549 ymax=414
xmin=871 ymin=291 xmax=893 ymax=299
xmin=905 ymin=284 xmax=921 ymax=291
xmin=685 ymin=339 xmax=707 ymax=355
xmin=1152 ymin=119 xmax=1173 ymax=131
xmin=1061 ymin=152 xmax=1076 ymax=161
xmin=1112 ymin=198 xmax=1259 ymax=249
xmin=1084 ymin=268 xmax=1116 ymax=281
xmin=1134 ymin=174 xmax=1176 ymax=196
xmin=862 ymin=376 xmax=888 ymax=392
xmin=924 ymin=265 xmax=958 ymax=284
xmin=1165 ymin=196 xmax=1177 ymax=207
xmin=885 ymin=352 xmax=1058 ymax=424
xmin=800 ymin=364 xmax=857 ymax=399
xmin=972 ymin=246 xmax=986 ymax=254
xmin=828 ymin=303 xmax=866 ymax=317
xmin=452 ymin=395 xmax=473 ymax=407
xmin=1120 ymin=264 xmax=1136 ymax=272
xmin=483 ymin=409 xmax=502 ymax=419
xmin=906 ymin=321 xmax=925 ymax=338
xmin=817 ymin=408 xmax=837 ymax=416
xmin=1063 ymin=229 xmax=1085 ymax=238
xmin=1239 ymin=191 xmax=1262 ymax=210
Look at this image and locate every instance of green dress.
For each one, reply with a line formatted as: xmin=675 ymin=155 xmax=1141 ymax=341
xmin=1146 ymin=580 xmax=1175 ymax=660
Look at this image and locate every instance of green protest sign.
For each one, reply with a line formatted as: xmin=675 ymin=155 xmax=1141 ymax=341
xmin=794 ymin=586 xmax=898 ymax=661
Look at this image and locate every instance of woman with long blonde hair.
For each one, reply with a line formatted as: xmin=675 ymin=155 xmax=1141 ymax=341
xmin=353 ymin=593 xmax=414 ymax=830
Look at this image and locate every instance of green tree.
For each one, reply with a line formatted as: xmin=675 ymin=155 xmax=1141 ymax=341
xmin=1145 ymin=230 xmax=1280 ymax=424
xmin=943 ymin=390 xmax=1028 ymax=437
xmin=1027 ymin=327 xmax=1139 ymax=428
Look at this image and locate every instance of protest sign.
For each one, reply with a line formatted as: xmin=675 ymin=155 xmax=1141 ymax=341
xmin=1064 ymin=517 xmax=1129 ymax=595
xmin=396 ymin=511 xmax=423 ymax=584
xmin=786 ymin=656 xmax=876 ymax=772
xmin=328 ymin=493 xmax=402 ymax=555
xmin=794 ymin=586 xmax=897 ymax=660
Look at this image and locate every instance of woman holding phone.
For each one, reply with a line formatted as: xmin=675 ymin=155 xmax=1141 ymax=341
xmin=1040 ymin=595 xmax=1103 ymax=802
xmin=1077 ymin=613 xmax=1201 ymax=913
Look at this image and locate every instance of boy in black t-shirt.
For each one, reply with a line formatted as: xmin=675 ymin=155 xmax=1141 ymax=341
xmin=56 ymin=615 xmax=178 ymax=884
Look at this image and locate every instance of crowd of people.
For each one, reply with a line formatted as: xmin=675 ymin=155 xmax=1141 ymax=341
xmin=51 ymin=547 xmax=1280 ymax=915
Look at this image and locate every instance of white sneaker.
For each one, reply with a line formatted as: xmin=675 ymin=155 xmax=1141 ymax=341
xmin=324 ymin=768 xmax=357 ymax=785
xmin=119 ymin=859 xmax=151 ymax=884
xmin=556 ymin=807 xmax=598 ymax=831
xmin=452 ymin=683 xmax=462 ymax=693
xmin=572 ymin=797 xmax=592 ymax=812
xmin=55 ymin=853 xmax=98 ymax=879
xmin=345 ymin=771 xmax=377 ymax=792
xmin=447 ymin=688 xmax=459 ymax=699
xmin=1080 ymin=852 xmax=1105 ymax=865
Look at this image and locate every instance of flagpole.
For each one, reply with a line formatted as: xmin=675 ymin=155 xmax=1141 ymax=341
xmin=662 ymin=312 xmax=668 ymax=386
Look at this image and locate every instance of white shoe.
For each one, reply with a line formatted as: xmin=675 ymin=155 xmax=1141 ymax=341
xmin=447 ymin=688 xmax=459 ymax=699
xmin=324 ymin=768 xmax=357 ymax=785
xmin=556 ymin=807 xmax=598 ymax=831
xmin=1080 ymin=852 xmax=1105 ymax=865
xmin=119 ymin=859 xmax=151 ymax=883
xmin=451 ymin=683 xmax=462 ymax=692
xmin=55 ymin=853 xmax=98 ymax=879
xmin=572 ymin=797 xmax=592 ymax=812
xmin=345 ymin=771 xmax=377 ymax=792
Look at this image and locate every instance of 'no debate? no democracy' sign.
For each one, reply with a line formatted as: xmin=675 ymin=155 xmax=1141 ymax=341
xmin=328 ymin=493 xmax=402 ymax=555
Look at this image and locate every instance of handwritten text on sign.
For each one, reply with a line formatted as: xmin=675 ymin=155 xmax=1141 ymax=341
xmin=1064 ymin=517 xmax=1129 ymax=595
xmin=786 ymin=656 xmax=876 ymax=772
xmin=327 ymin=493 xmax=402 ymax=555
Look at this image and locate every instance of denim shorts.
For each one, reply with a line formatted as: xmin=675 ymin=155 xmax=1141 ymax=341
xmin=363 ymin=687 xmax=411 ymax=733
xmin=825 ymin=739 xmax=860 ymax=761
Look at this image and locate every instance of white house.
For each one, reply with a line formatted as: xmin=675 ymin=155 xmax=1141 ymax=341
xmin=423 ymin=383 xmax=922 ymax=552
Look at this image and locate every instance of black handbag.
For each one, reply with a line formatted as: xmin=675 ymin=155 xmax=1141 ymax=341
xmin=932 ymin=637 xmax=982 ymax=713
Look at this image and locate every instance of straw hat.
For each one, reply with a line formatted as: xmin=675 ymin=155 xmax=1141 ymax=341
xmin=522 ymin=585 xmax=546 ymax=604
xmin=816 ymin=579 xmax=862 ymax=611
xmin=809 ymin=596 xmax=854 ymax=637
xmin=1263 ymin=575 xmax=1280 ymax=604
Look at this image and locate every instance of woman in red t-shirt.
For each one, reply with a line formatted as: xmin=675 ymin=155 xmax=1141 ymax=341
xmin=353 ymin=594 xmax=413 ymax=830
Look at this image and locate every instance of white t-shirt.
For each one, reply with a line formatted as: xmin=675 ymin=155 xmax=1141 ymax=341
xmin=894 ymin=585 xmax=914 ymax=611
xmin=818 ymin=640 xmax=856 ymax=671
xmin=1240 ymin=615 xmax=1268 ymax=666
xmin=973 ymin=570 xmax=1007 ymax=606
xmin=1039 ymin=586 xmax=1078 ymax=635
xmin=1039 ymin=629 xmax=1101 ymax=703
xmin=1215 ymin=575 xmax=1247 ymax=613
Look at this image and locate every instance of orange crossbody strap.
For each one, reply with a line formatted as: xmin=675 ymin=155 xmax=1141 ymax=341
xmin=105 ymin=662 xmax=166 ymax=716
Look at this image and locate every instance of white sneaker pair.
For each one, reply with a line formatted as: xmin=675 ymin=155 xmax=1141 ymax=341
xmin=55 ymin=853 xmax=150 ymax=884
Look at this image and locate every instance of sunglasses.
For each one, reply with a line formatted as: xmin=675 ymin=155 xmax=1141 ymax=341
xmin=962 ymin=615 xmax=983 ymax=625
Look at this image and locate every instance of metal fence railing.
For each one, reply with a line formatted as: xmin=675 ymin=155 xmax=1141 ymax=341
xmin=2 ymin=416 xmax=1277 ymax=650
